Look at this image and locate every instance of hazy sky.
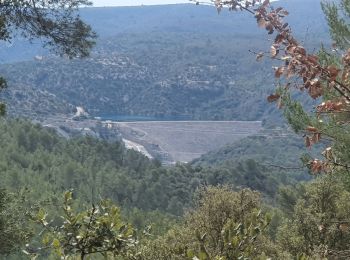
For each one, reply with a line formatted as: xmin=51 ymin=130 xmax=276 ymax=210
xmin=92 ymin=0 xmax=189 ymax=7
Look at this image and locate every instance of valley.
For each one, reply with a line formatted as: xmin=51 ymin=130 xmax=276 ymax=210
xmin=0 ymin=0 xmax=327 ymax=166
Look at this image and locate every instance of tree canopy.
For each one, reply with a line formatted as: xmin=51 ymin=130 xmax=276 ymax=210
xmin=0 ymin=0 xmax=96 ymax=58
xmin=0 ymin=0 xmax=96 ymax=115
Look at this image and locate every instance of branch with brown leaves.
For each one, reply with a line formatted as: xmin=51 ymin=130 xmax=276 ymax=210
xmin=197 ymin=0 xmax=350 ymax=174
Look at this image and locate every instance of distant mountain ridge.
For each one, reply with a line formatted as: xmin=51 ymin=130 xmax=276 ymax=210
xmin=0 ymin=0 xmax=327 ymax=63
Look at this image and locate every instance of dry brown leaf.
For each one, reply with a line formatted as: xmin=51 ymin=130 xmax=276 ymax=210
xmin=267 ymin=93 xmax=280 ymax=102
xmin=327 ymin=65 xmax=340 ymax=81
xmin=274 ymin=66 xmax=285 ymax=78
xmin=257 ymin=18 xmax=266 ymax=28
xmin=306 ymin=126 xmax=318 ymax=132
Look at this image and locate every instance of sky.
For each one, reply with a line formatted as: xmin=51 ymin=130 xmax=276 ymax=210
xmin=92 ymin=0 xmax=189 ymax=7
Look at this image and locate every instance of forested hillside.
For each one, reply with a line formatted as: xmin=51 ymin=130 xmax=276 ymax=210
xmin=192 ymin=129 xmax=322 ymax=168
xmin=0 ymin=0 xmax=326 ymax=121
xmin=0 ymin=118 xmax=316 ymax=258
xmin=0 ymin=119 xmax=306 ymax=213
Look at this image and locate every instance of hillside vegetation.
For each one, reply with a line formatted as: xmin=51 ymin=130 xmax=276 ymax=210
xmin=0 ymin=0 xmax=326 ymax=121
xmin=0 ymin=118 xmax=314 ymax=258
xmin=0 ymin=119 xmax=307 ymax=213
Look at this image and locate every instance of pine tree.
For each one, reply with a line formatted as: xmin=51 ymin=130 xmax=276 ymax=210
xmin=0 ymin=0 xmax=96 ymax=116
xmin=322 ymin=0 xmax=350 ymax=51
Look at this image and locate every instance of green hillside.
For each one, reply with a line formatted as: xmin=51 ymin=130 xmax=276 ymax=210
xmin=0 ymin=0 xmax=326 ymax=121
xmin=192 ymin=130 xmax=308 ymax=167
xmin=0 ymin=119 xmax=307 ymax=211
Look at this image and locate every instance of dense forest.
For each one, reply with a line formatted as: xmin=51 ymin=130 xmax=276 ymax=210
xmin=0 ymin=119 xmax=339 ymax=259
xmin=0 ymin=116 xmax=341 ymax=259
xmin=0 ymin=119 xmax=306 ymax=213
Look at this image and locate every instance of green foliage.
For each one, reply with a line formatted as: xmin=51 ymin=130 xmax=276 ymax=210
xmin=1 ymin=119 xmax=346 ymax=259
xmin=192 ymin=132 xmax=306 ymax=167
xmin=192 ymin=204 xmax=272 ymax=260
xmin=282 ymin=94 xmax=313 ymax=133
xmin=322 ymin=0 xmax=350 ymax=50
xmin=29 ymin=191 xmax=137 ymax=259
xmin=139 ymin=187 xmax=279 ymax=260
xmin=0 ymin=189 xmax=32 ymax=256
xmin=2 ymin=0 xmax=96 ymax=58
xmin=0 ymin=119 xmax=304 ymax=218
xmin=192 ymin=134 xmax=312 ymax=198
xmin=277 ymin=176 xmax=350 ymax=258
xmin=122 ymin=208 xmax=179 ymax=237
xmin=0 ymin=119 xmax=320 ymax=259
